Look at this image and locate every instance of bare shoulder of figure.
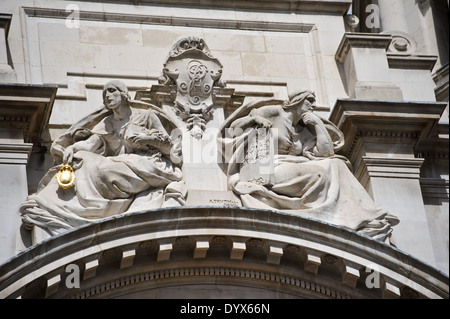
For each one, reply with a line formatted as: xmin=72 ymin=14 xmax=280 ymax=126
xmin=249 ymin=104 xmax=281 ymax=117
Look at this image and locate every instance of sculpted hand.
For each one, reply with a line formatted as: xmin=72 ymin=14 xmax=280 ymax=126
xmin=301 ymin=112 xmax=321 ymax=126
xmin=63 ymin=146 xmax=74 ymax=164
xmin=132 ymin=132 xmax=171 ymax=148
xmin=253 ymin=116 xmax=272 ymax=129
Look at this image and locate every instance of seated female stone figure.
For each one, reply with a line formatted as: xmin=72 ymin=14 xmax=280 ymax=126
xmin=21 ymin=80 xmax=184 ymax=239
xmin=219 ymin=89 xmax=399 ymax=242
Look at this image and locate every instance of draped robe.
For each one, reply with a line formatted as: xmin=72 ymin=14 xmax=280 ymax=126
xmin=219 ymin=99 xmax=399 ymax=242
xmin=21 ymin=104 xmax=183 ymax=236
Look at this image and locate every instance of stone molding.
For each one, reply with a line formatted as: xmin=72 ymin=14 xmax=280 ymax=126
xmin=23 ymin=7 xmax=316 ymax=33
xmin=355 ymin=156 xmax=424 ymax=189
xmin=0 ymin=207 xmax=447 ymax=299
xmin=0 ymin=142 xmax=33 ymax=165
xmin=26 ymin=0 xmax=352 ymax=14
xmin=71 ymin=264 xmax=354 ymax=299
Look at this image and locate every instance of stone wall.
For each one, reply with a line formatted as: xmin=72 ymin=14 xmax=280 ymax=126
xmin=0 ymin=0 xmax=448 ymax=280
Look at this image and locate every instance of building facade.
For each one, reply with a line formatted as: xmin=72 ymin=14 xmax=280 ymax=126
xmin=0 ymin=0 xmax=448 ymax=299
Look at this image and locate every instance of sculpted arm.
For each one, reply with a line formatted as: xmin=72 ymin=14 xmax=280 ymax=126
xmin=128 ymin=111 xmax=173 ymax=155
xmin=63 ymin=134 xmax=103 ymax=164
xmin=229 ymin=109 xmax=273 ymax=135
xmin=301 ymin=112 xmax=334 ymax=157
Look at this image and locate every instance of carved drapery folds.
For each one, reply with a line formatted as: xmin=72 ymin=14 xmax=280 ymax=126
xmin=20 ymin=81 xmax=185 ymax=238
xmin=218 ymin=91 xmax=399 ymax=242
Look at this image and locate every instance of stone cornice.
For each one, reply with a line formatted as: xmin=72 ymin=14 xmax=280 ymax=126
xmin=23 ymin=7 xmax=316 ymax=33
xmin=0 ymin=207 xmax=447 ymax=299
xmin=64 ymin=0 xmax=352 ymax=14
xmin=420 ymin=178 xmax=449 ymax=200
xmin=0 ymin=13 xmax=12 ymax=36
xmin=0 ymin=83 xmax=57 ymax=144
xmin=432 ymin=63 xmax=449 ymax=102
xmin=415 ymin=122 xmax=449 ymax=160
xmin=329 ymin=98 xmax=448 ymax=158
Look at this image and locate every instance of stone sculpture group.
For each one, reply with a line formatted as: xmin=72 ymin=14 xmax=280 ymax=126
xmin=20 ymin=37 xmax=399 ymax=244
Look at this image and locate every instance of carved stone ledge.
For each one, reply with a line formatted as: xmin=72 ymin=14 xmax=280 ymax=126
xmin=229 ymin=238 xmax=247 ymax=260
xmin=382 ymin=281 xmax=401 ymax=299
xmin=301 ymin=248 xmax=322 ymax=275
xmin=338 ymin=260 xmax=361 ymax=288
xmin=266 ymin=244 xmax=284 ymax=265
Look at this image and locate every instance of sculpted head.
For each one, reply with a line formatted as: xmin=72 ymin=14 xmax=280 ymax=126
xmin=102 ymin=80 xmax=131 ymax=110
xmin=283 ymin=89 xmax=316 ymax=114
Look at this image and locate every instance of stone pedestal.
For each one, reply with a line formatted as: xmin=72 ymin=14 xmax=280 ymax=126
xmin=330 ymin=98 xmax=447 ymax=266
xmin=335 ymin=33 xmax=403 ymax=100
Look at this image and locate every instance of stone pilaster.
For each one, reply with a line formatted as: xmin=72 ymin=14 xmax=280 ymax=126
xmin=0 ymin=14 xmax=16 ymax=83
xmin=330 ymin=98 xmax=447 ymax=266
xmin=0 ymin=83 xmax=56 ymax=262
xmin=0 ymin=136 xmax=32 ymax=263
